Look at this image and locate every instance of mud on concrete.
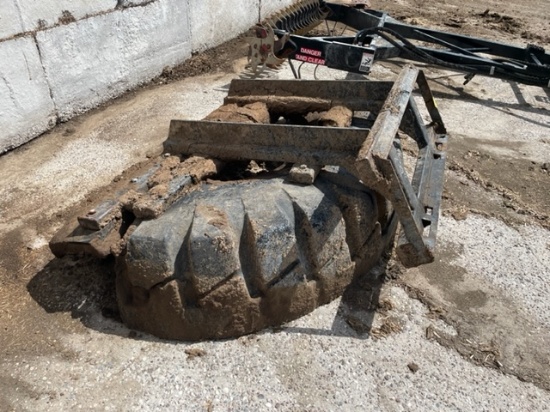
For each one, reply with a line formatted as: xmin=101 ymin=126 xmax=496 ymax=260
xmin=1 ymin=0 xmax=550 ymax=409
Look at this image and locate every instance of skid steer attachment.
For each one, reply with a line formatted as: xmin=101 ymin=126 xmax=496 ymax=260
xmin=246 ymin=0 xmax=550 ymax=87
xmin=51 ymin=65 xmax=447 ymax=340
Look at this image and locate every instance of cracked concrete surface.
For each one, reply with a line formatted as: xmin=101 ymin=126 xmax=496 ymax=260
xmin=3 ymin=285 xmax=550 ymax=411
xmin=1 ymin=0 xmax=550 ymax=408
xmin=1 ymin=58 xmax=549 ymax=409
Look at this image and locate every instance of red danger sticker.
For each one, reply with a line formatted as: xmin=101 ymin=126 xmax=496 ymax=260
xmin=295 ymin=54 xmax=326 ymax=65
xmin=300 ymin=47 xmax=322 ymax=57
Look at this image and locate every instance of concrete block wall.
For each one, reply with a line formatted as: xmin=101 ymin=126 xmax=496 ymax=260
xmin=0 ymin=0 xmax=295 ymax=153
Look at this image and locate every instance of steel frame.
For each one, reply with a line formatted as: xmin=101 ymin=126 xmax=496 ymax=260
xmin=166 ymin=65 xmax=448 ymax=267
xmin=270 ymin=2 xmax=550 ymax=87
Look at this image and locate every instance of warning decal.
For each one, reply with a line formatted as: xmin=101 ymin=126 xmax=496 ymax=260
xmin=295 ymin=54 xmax=326 ymax=65
xmin=359 ymin=52 xmax=374 ymax=72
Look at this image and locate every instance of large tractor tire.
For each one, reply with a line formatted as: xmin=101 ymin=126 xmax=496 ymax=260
xmin=116 ymin=170 xmax=395 ymax=340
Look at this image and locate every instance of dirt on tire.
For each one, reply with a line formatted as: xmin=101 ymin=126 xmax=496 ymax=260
xmin=116 ymin=171 xmax=395 ymax=340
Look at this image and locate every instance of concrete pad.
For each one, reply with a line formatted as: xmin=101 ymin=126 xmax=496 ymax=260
xmin=0 ymin=37 xmax=56 ymax=153
xmin=36 ymin=0 xmax=191 ymax=121
xmin=0 ymin=64 xmax=549 ymax=409
xmin=0 ymin=74 xmax=230 ymax=224
xmin=439 ymin=215 xmax=550 ymax=327
xmin=17 ymin=0 xmax=117 ymax=32
xmin=0 ymin=0 xmax=24 ymax=40
xmin=2 ymin=0 xmax=550 ymax=408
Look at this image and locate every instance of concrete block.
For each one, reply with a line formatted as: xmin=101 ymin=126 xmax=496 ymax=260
xmin=259 ymin=0 xmax=298 ymax=19
xmin=17 ymin=0 xmax=117 ymax=32
xmin=0 ymin=37 xmax=56 ymax=153
xmin=0 ymin=0 xmax=25 ymax=40
xmin=188 ymin=0 xmax=295 ymax=51
xmin=188 ymin=0 xmax=252 ymax=51
xmin=36 ymin=0 xmax=191 ymax=120
xmin=189 ymin=0 xmax=294 ymax=51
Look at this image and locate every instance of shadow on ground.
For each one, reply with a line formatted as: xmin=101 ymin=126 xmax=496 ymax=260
xmin=27 ymin=254 xmax=391 ymax=342
xmin=378 ymin=60 xmax=550 ymax=129
xmin=282 ymin=261 xmax=390 ymax=339
xmin=27 ymin=255 xmax=122 ymax=334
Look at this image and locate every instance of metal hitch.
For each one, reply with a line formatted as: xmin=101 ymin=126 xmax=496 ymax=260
xmin=246 ymin=0 xmax=550 ymax=87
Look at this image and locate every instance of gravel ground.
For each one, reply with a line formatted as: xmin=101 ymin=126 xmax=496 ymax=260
xmin=1 ymin=34 xmax=550 ymax=412
xmin=441 ymin=216 xmax=550 ymax=328
xmin=4 ymin=284 xmax=550 ymax=412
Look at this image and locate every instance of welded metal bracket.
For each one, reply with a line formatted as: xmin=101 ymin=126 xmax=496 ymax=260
xmin=354 ymin=67 xmax=447 ymax=266
xmin=166 ymin=65 xmax=448 ymax=267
